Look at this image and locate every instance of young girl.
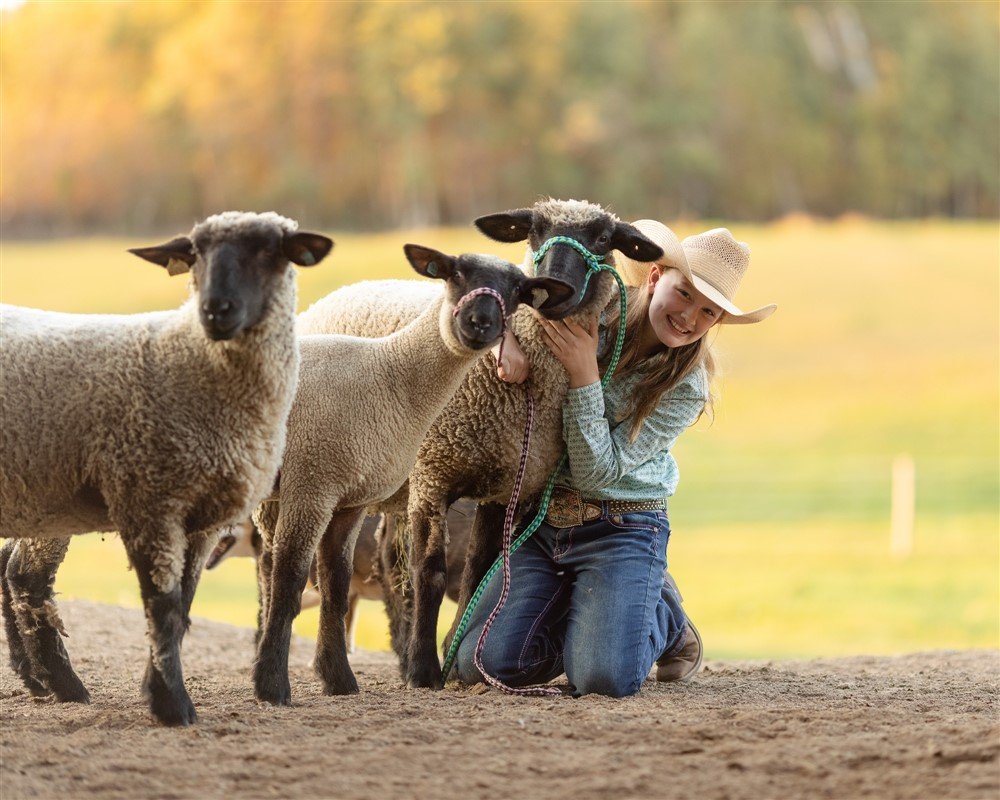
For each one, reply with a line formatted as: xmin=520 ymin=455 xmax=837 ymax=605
xmin=456 ymin=223 xmax=776 ymax=697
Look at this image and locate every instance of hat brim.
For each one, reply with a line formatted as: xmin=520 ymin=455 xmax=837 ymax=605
xmin=691 ymin=275 xmax=776 ymax=325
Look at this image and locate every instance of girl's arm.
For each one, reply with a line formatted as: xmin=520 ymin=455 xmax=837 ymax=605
xmin=560 ymin=376 xmax=705 ymax=492
xmin=541 ymin=316 xmax=706 ymax=492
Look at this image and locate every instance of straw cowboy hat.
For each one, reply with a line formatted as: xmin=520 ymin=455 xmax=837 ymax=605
xmin=615 ymin=220 xmax=776 ymax=325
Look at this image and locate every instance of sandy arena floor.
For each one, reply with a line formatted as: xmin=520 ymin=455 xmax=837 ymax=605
xmin=1 ymin=600 xmax=997 ymax=800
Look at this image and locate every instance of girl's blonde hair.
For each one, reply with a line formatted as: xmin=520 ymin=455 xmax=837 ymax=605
xmin=599 ymin=275 xmax=717 ymax=442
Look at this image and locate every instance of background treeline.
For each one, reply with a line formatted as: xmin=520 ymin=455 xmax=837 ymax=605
xmin=1 ymin=0 xmax=997 ymax=234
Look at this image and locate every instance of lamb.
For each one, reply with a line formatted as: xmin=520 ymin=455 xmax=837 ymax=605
xmin=251 ymin=244 xmax=563 ymax=704
xmin=0 ymin=211 xmax=332 ymax=725
xmin=295 ymin=198 xmax=663 ymax=688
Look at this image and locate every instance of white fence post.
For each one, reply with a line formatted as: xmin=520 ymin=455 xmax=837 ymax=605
xmin=890 ymin=454 xmax=915 ymax=559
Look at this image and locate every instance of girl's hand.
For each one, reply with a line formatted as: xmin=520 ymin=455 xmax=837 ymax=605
xmin=540 ymin=317 xmax=600 ymax=389
xmin=493 ymin=328 xmax=530 ymax=384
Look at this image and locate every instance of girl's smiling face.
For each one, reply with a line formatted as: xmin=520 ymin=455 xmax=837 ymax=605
xmin=644 ymin=266 xmax=723 ymax=350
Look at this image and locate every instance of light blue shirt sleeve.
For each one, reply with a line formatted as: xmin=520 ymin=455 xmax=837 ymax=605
xmin=561 ymin=368 xmax=707 ymax=495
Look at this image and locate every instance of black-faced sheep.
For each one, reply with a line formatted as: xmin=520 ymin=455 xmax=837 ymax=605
xmin=0 ymin=211 xmax=332 ymax=725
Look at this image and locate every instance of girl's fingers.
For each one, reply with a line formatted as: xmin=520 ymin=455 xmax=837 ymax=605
xmin=566 ymin=317 xmax=597 ymax=338
xmin=543 ymin=321 xmax=568 ymax=345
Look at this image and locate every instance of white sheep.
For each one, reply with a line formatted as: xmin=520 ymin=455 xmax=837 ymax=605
xmin=251 ymin=244 xmax=562 ymax=704
xmin=295 ymin=198 xmax=663 ymax=688
xmin=0 ymin=211 xmax=332 ymax=725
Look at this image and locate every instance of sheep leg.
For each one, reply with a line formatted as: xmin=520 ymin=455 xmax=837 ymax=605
xmin=0 ymin=537 xmax=89 ymax=702
xmin=254 ymin=502 xmax=330 ymax=706
xmin=313 ymin=507 xmax=365 ymax=695
xmin=0 ymin=540 xmax=50 ymax=697
xmin=121 ymin=530 xmax=196 ymax=726
xmin=253 ymin=501 xmax=280 ymax=647
xmin=377 ymin=512 xmax=414 ymax=672
xmin=0 ymin=540 xmax=45 ymax=696
xmin=255 ymin=545 xmax=271 ymax=646
xmin=404 ymin=502 xmax=449 ymax=689
xmin=345 ymin=591 xmax=359 ymax=654
xmin=180 ymin=531 xmax=218 ymax=621
xmin=441 ymin=501 xmax=504 ymax=668
xmin=138 ymin=531 xmax=215 ymax=703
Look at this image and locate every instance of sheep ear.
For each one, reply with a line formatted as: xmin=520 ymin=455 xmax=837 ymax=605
xmin=403 ymin=244 xmax=456 ymax=281
xmin=520 ymin=277 xmax=573 ymax=310
xmin=128 ymin=236 xmax=196 ymax=275
xmin=611 ymin=221 xmax=663 ymax=263
xmin=474 ymin=209 xmax=533 ymax=243
xmin=283 ymin=232 xmax=333 ymax=267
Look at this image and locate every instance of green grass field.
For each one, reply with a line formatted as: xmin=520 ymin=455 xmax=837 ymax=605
xmin=1 ymin=218 xmax=997 ymax=658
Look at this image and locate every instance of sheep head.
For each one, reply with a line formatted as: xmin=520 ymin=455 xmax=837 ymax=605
xmin=474 ymin=199 xmax=662 ymax=320
xmin=404 ymin=244 xmax=570 ymax=353
xmin=129 ymin=211 xmax=333 ymax=341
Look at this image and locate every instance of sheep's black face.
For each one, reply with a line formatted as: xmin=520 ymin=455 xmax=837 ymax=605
xmin=193 ymin=228 xmax=289 ymax=340
xmin=448 ymin=255 xmax=526 ymax=350
xmin=129 ymin=213 xmax=332 ymax=342
xmin=192 ymin=225 xmax=332 ymax=340
xmin=403 ymin=246 xmax=572 ymax=352
xmin=474 ymin=202 xmax=663 ymax=320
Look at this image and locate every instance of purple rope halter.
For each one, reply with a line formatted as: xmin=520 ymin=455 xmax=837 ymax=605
xmin=452 ymin=286 xmax=509 ymax=364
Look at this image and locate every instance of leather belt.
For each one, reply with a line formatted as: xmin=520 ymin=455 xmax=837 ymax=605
xmin=544 ymin=486 xmax=666 ymax=529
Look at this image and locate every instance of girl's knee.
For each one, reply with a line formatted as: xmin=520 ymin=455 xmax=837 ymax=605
xmin=455 ymin=631 xmax=514 ymax=685
xmin=569 ymin=658 xmax=643 ymax=698
xmin=575 ymin=673 xmax=641 ymax=698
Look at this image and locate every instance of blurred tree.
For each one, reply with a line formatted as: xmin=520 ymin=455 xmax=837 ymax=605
xmin=0 ymin=0 xmax=996 ymax=233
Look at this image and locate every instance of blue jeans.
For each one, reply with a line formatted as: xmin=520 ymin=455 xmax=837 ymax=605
xmin=455 ymin=509 xmax=687 ymax=698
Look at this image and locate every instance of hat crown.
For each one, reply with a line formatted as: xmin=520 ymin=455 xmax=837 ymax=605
xmin=682 ymin=228 xmax=750 ymax=302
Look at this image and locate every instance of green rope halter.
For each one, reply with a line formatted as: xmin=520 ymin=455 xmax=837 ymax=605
xmin=441 ymin=240 xmax=629 ymax=681
xmin=531 ymin=235 xmax=608 ymax=303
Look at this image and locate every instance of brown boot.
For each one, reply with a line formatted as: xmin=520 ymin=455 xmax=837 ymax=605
xmin=655 ymin=572 xmax=704 ymax=682
xmin=655 ymin=620 xmax=703 ymax=682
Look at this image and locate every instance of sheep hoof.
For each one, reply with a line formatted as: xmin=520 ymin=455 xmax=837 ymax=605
xmin=320 ymin=673 xmax=359 ymax=697
xmin=142 ymin=662 xmax=197 ymax=724
xmin=149 ymin=693 xmax=197 ymax=727
xmin=51 ymin=677 xmax=90 ymax=704
xmin=405 ymin=661 xmax=445 ymax=690
xmin=254 ymin=671 xmax=292 ymax=706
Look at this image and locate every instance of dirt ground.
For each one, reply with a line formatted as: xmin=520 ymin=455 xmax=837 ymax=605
xmin=1 ymin=601 xmax=997 ymax=800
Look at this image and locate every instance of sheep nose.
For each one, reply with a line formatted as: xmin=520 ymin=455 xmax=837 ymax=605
xmin=466 ymin=311 xmax=494 ymax=334
xmin=202 ymin=298 xmax=234 ymax=320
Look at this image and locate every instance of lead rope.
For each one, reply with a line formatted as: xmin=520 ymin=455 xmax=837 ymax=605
xmin=442 ymin=238 xmax=630 ymax=689
xmin=470 ymin=378 xmax=551 ymax=694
